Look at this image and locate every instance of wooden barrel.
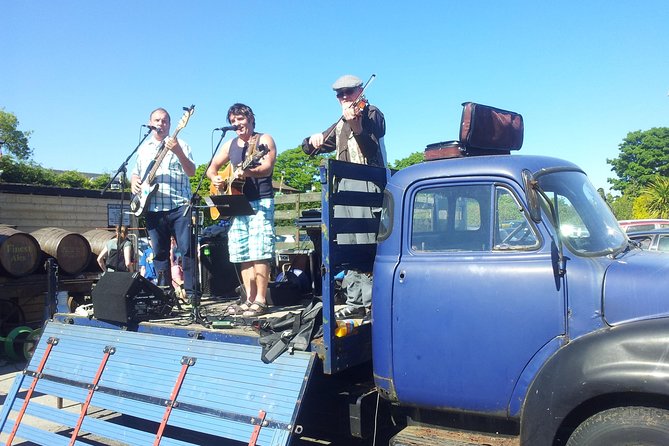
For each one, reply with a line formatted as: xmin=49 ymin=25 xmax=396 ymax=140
xmin=83 ymin=229 xmax=115 ymax=255
xmin=31 ymin=228 xmax=92 ymax=276
xmin=0 ymin=227 xmax=42 ymax=277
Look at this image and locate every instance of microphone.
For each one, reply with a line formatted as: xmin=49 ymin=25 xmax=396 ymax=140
xmin=214 ymin=125 xmax=239 ymax=132
xmin=142 ymin=125 xmax=160 ymax=131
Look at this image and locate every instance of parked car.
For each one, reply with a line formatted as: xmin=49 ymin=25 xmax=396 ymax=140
xmin=618 ymin=219 xmax=669 ymax=233
xmin=627 ymin=229 xmax=669 ymax=252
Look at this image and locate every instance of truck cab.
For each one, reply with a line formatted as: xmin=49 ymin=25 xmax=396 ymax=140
xmin=372 ymin=151 xmax=669 ymax=444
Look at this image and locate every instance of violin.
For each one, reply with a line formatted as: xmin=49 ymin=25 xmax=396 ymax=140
xmin=351 ymin=96 xmax=369 ymax=116
xmin=341 ymin=74 xmax=375 ymax=120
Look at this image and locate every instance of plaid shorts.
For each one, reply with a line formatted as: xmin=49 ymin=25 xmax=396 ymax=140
xmin=228 ymin=198 xmax=276 ymax=263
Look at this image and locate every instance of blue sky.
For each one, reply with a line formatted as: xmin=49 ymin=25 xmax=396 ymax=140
xmin=4 ymin=1 xmax=668 ymax=193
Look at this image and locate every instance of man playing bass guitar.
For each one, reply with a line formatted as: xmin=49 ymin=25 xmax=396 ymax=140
xmin=206 ymin=103 xmax=277 ymax=317
xmin=131 ymin=107 xmax=197 ymax=299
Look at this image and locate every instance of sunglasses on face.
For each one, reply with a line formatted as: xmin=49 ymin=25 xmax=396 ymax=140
xmin=336 ymin=88 xmax=359 ymax=99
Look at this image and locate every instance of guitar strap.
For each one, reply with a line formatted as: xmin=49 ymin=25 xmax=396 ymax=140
xmin=245 ymin=133 xmax=260 ymax=163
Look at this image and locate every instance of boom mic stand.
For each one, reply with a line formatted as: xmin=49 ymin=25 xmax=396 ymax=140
xmin=182 ymin=127 xmax=237 ymax=326
xmin=101 ymin=126 xmax=153 ymax=271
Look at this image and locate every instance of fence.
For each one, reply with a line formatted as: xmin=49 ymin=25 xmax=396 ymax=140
xmin=273 ymin=191 xmax=320 ymax=250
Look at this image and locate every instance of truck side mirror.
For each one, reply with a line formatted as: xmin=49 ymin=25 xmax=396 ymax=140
xmin=522 ymin=170 xmax=542 ymax=223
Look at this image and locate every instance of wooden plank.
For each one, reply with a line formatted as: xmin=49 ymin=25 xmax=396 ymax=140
xmin=275 ymin=209 xmax=299 ymax=220
xmin=273 ymin=193 xmax=320 ymax=205
xmin=5 ymin=399 xmax=197 ymax=446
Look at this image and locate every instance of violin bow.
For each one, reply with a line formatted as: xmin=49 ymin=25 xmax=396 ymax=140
xmin=310 ymin=73 xmax=377 ymax=156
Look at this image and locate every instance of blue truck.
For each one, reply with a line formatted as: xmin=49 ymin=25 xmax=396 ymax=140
xmin=3 ymin=105 xmax=669 ymax=446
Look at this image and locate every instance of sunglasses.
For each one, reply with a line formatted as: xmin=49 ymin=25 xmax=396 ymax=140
xmin=336 ymin=88 xmax=359 ymax=99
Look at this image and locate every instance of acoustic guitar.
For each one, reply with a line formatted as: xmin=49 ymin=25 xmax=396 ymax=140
xmin=129 ymin=105 xmax=195 ymax=217
xmin=209 ymin=144 xmax=270 ymax=220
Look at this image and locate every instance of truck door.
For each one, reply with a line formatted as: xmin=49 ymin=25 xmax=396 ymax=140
xmin=391 ymin=179 xmax=566 ymax=413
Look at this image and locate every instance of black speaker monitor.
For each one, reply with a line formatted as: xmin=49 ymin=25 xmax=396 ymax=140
xmin=92 ymin=272 xmax=166 ymax=323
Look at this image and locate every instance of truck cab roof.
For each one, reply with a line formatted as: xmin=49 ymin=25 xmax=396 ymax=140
xmin=389 ymin=154 xmax=584 ymax=191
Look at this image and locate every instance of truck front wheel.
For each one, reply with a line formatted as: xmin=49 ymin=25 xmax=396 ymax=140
xmin=566 ymin=406 xmax=669 ymax=446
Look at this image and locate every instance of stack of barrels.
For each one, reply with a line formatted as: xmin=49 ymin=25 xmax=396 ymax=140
xmin=0 ymin=226 xmax=112 ymax=278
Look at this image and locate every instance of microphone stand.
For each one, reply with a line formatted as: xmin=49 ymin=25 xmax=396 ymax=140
xmin=101 ymin=127 xmax=153 ymax=272
xmin=182 ymin=127 xmax=236 ymax=326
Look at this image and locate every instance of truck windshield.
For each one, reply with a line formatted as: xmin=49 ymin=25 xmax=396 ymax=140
xmin=535 ymin=170 xmax=626 ymax=257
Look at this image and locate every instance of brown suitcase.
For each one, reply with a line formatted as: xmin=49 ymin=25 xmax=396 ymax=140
xmin=459 ymin=102 xmax=524 ymax=152
xmin=424 ymin=141 xmax=464 ymax=160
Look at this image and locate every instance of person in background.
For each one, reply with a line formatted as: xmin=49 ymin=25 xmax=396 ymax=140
xmin=139 ymin=240 xmax=157 ymax=283
xmin=131 ymin=107 xmax=196 ymax=299
xmin=206 ymin=103 xmax=277 ymax=317
xmin=302 ymin=74 xmax=387 ymax=321
xmin=97 ymin=225 xmax=133 ymax=272
xmin=170 ymin=235 xmax=184 ymax=294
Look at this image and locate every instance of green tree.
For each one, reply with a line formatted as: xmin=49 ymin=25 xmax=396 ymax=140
xmin=273 ymin=146 xmax=330 ymax=192
xmin=607 ymin=127 xmax=669 ymax=194
xmin=390 ymin=151 xmax=424 ymax=170
xmin=637 ymin=175 xmax=669 ymax=219
xmin=55 ymin=170 xmax=91 ymax=188
xmin=188 ymin=163 xmax=218 ymax=228
xmin=89 ymin=173 xmax=114 ymax=190
xmin=191 ymin=163 xmax=212 ymax=196
xmin=0 ymin=109 xmax=34 ymax=160
xmin=631 ymin=194 xmax=654 ymax=219
xmin=608 ymin=193 xmax=634 ymax=220
xmin=0 ymin=157 xmax=57 ymax=185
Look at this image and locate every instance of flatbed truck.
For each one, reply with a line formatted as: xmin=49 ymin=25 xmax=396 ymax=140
xmin=4 ymin=105 xmax=669 ymax=446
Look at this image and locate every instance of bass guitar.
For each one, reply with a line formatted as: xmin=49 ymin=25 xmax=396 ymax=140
xmin=129 ymin=105 xmax=195 ymax=217
xmin=209 ymin=143 xmax=270 ymax=220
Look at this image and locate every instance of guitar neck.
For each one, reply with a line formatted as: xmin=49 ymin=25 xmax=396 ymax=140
xmin=240 ymin=143 xmax=268 ymax=171
xmin=144 ymin=126 xmax=185 ymax=184
xmin=241 ymin=154 xmax=255 ymax=170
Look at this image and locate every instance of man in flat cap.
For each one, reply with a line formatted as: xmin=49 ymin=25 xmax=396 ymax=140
xmin=303 ymin=74 xmax=386 ymax=167
xmin=302 ymin=74 xmax=387 ymax=320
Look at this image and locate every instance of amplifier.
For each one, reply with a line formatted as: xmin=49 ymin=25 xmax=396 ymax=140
xmin=200 ymin=236 xmax=238 ymax=298
xmin=276 ymin=249 xmax=313 ymax=278
xmin=274 ymin=249 xmax=321 ymax=296
xmin=129 ymin=295 xmax=170 ymax=321
xmin=92 ymin=272 xmax=170 ymax=323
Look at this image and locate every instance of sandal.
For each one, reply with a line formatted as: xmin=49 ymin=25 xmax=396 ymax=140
xmin=242 ymin=301 xmax=269 ymax=317
xmin=225 ymin=302 xmax=250 ymax=316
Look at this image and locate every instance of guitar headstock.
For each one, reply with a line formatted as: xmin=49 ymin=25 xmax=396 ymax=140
xmin=257 ymin=144 xmax=270 ymax=156
xmin=175 ymin=105 xmax=195 ymax=132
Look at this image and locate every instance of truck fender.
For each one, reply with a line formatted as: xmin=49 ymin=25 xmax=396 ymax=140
xmin=520 ymin=317 xmax=669 ymax=445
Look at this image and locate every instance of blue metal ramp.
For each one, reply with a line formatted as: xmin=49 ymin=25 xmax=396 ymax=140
xmin=0 ymin=321 xmax=315 ymax=446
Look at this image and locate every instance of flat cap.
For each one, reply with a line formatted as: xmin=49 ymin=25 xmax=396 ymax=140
xmin=332 ymin=74 xmax=363 ymax=91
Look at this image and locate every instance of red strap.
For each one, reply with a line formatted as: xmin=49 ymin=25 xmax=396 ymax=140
xmin=6 ymin=337 xmax=59 ymax=445
xmin=68 ymin=346 xmax=115 ymax=446
xmin=248 ymin=410 xmax=267 ymax=446
xmin=153 ymin=356 xmax=196 ymax=446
